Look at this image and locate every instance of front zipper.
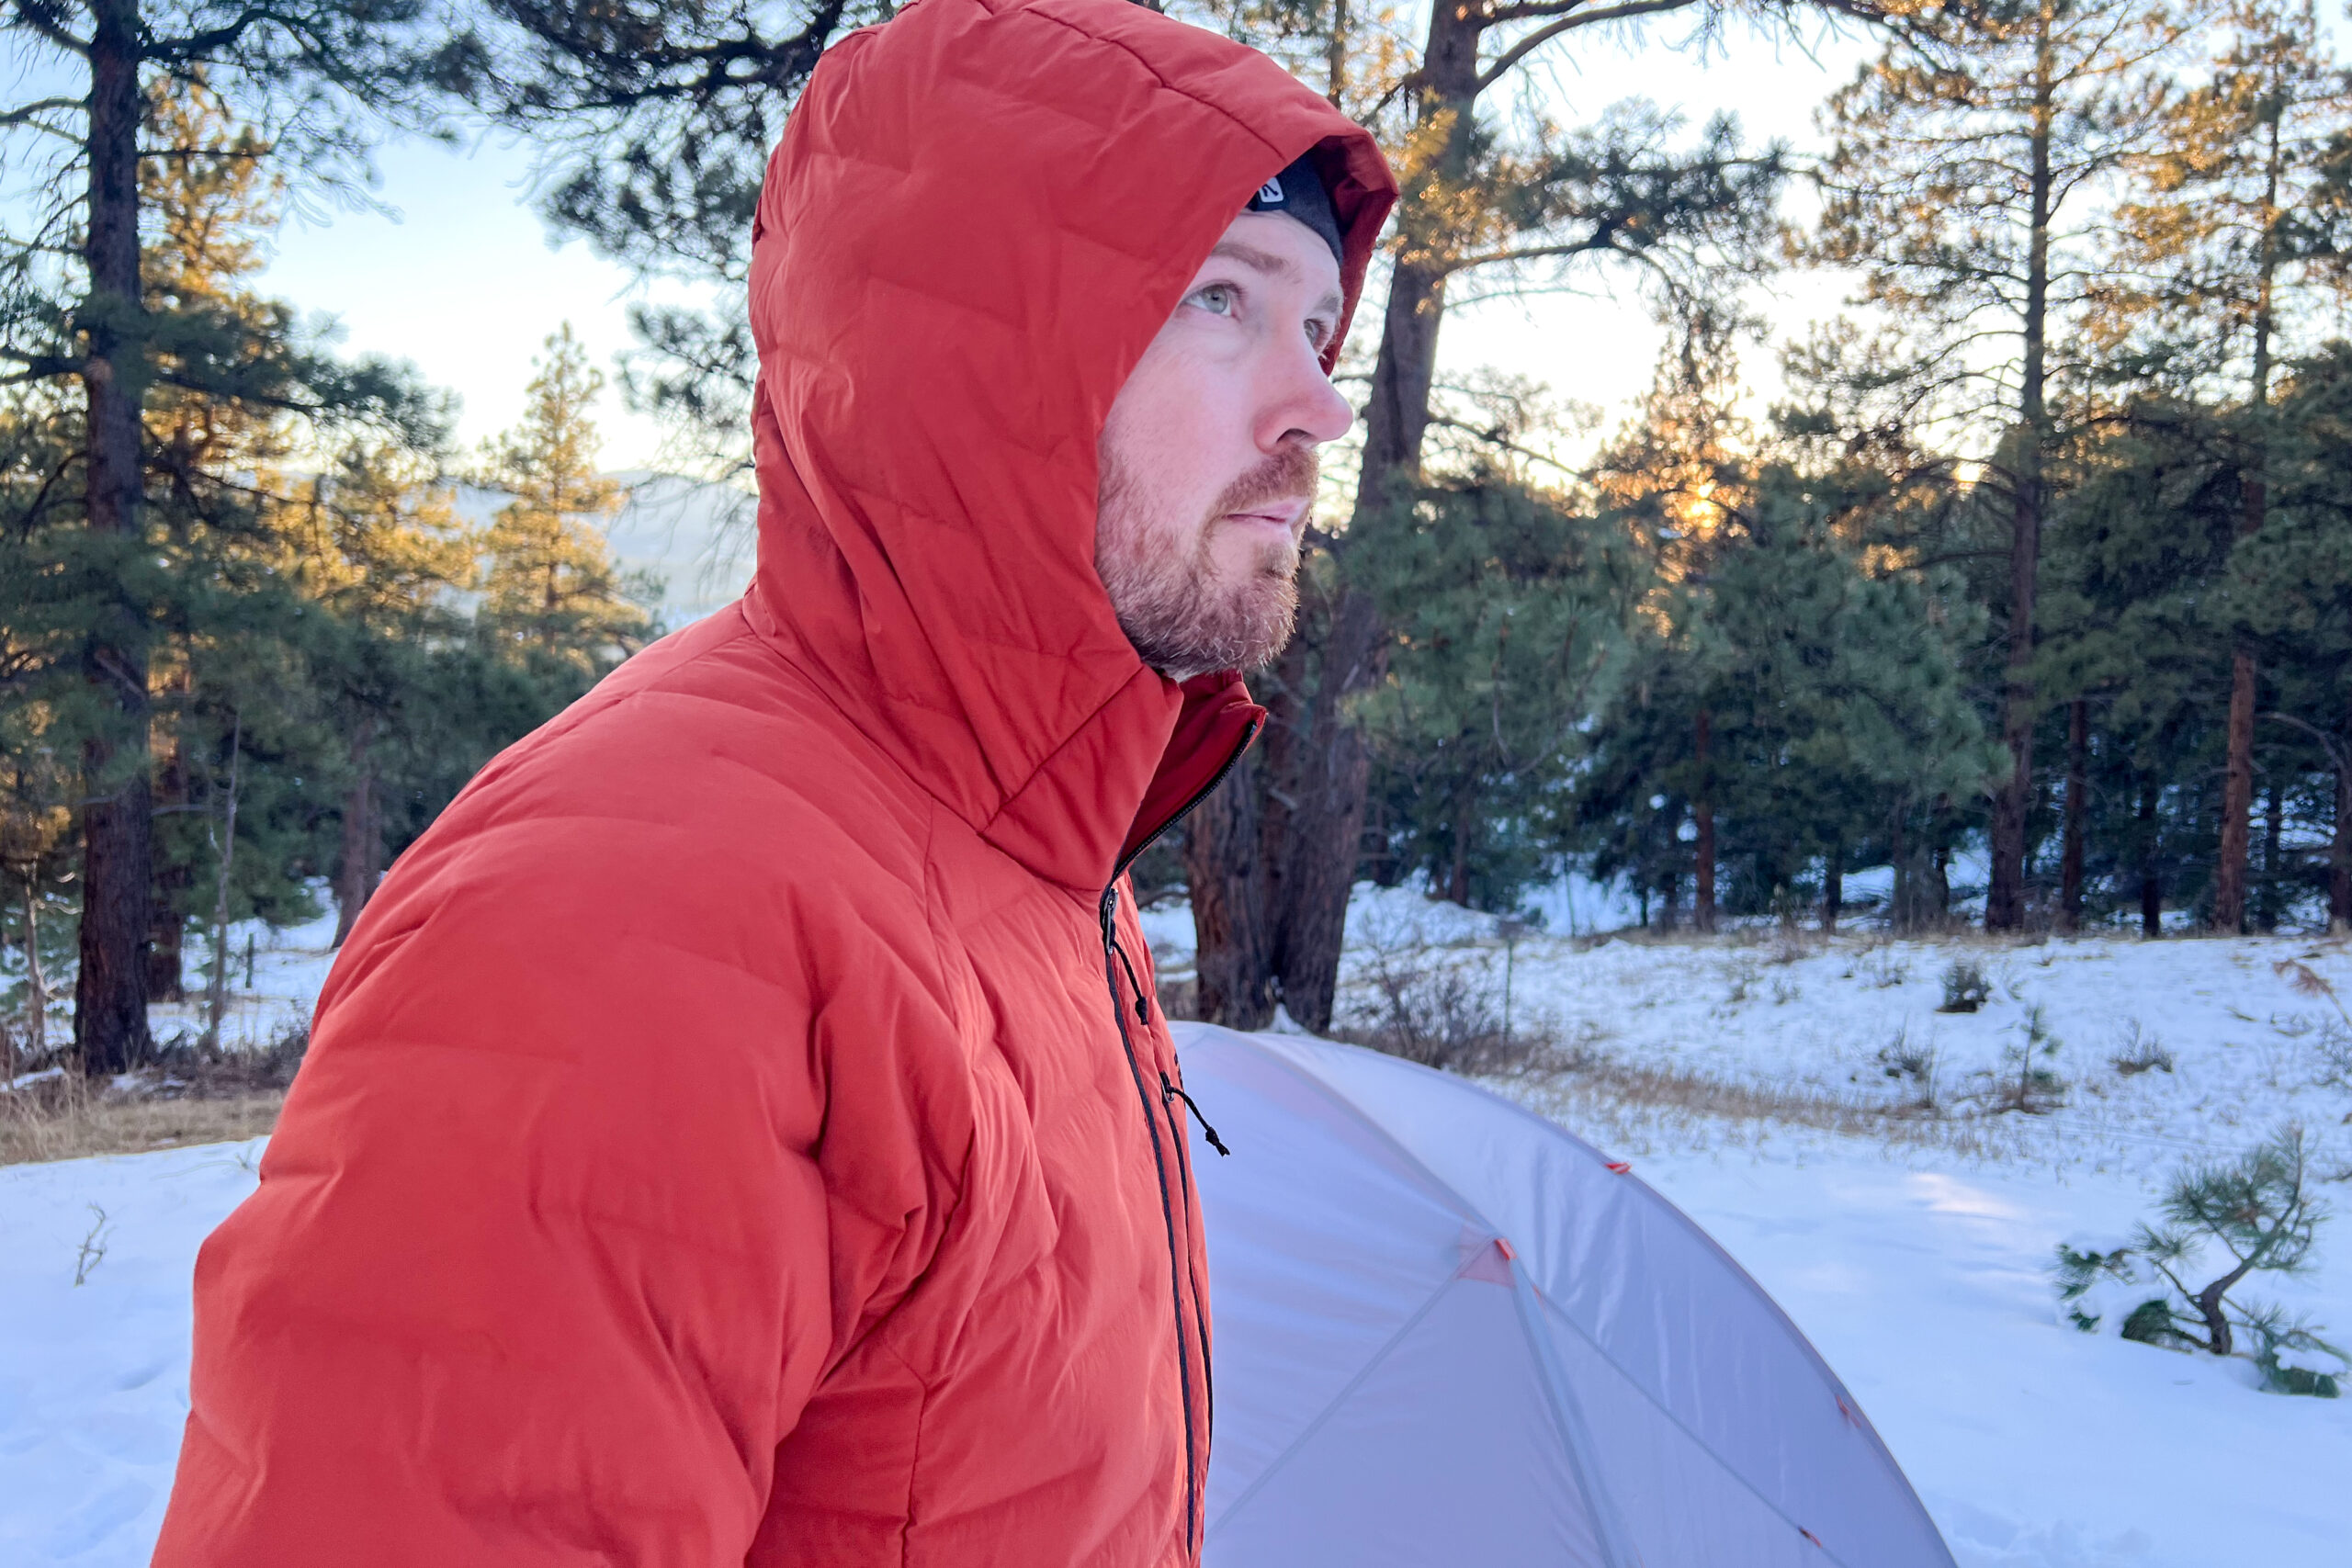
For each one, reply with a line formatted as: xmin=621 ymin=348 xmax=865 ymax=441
xmin=1102 ymin=882 xmax=1201 ymax=1557
xmin=1159 ymin=1068 xmax=1217 ymax=1449
xmin=1098 ymin=710 xmax=1261 ymax=1562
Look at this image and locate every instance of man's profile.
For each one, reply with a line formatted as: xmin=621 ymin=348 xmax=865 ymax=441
xmin=150 ymin=1 xmax=1393 ymax=1562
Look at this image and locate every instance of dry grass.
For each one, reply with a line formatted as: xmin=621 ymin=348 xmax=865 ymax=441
xmin=1501 ymin=1042 xmax=2035 ymax=1162
xmin=0 ymin=1028 xmax=301 ymax=1167
xmin=0 ymin=1082 xmax=283 ymax=1166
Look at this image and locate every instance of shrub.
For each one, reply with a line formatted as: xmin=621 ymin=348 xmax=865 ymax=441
xmin=2274 ymin=959 xmax=2352 ymax=1090
xmin=1849 ymin=949 xmax=1908 ymax=990
xmin=1340 ymin=934 xmax=1532 ymax=1077
xmin=1938 ymin=959 xmax=1991 ymax=1013
xmin=1874 ymin=1025 xmax=1939 ymax=1110
xmin=2109 ymin=1021 xmax=2175 ymax=1077
xmin=2053 ymin=1128 xmax=2345 ymax=1396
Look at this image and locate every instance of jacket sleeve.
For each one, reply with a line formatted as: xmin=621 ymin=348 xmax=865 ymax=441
xmin=149 ymin=812 xmax=964 ymax=1568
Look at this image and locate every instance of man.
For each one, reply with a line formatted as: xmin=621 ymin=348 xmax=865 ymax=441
xmin=152 ymin=0 xmax=1394 ymax=1562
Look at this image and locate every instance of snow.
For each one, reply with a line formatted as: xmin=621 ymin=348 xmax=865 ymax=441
xmin=1636 ymin=1156 xmax=2350 ymax=1567
xmin=6 ymin=882 xmax=2351 ymax=1565
xmin=141 ymin=902 xmax=341 ymax=1053
xmin=1325 ymin=883 xmax=2352 ymax=1177
xmin=0 ymin=1142 xmax=264 ymax=1566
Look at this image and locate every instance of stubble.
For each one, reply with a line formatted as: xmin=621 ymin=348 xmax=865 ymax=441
xmin=1096 ymin=442 xmax=1317 ymax=679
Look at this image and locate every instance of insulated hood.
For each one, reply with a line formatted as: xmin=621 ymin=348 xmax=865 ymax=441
xmin=743 ymin=0 xmax=1396 ymax=890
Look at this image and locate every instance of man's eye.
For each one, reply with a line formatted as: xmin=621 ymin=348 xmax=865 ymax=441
xmin=1306 ymin=318 xmax=1334 ymax=350
xmin=1189 ymin=283 xmax=1238 ymax=315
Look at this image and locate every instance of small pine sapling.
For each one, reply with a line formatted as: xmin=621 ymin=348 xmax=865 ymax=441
xmin=2052 ymin=1128 xmax=2346 ymax=1396
xmin=2053 ymin=1242 xmax=2151 ymax=1332
xmin=2000 ymin=1004 xmax=2064 ymax=1112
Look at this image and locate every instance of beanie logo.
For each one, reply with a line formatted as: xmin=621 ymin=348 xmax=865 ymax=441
xmin=1256 ymin=177 xmax=1285 ymax=205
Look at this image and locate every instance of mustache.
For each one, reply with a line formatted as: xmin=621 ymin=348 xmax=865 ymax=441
xmin=1210 ymin=441 xmax=1319 ymax=523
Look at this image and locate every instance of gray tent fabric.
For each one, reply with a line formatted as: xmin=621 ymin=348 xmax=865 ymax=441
xmin=1174 ymin=1022 xmax=1958 ymax=1568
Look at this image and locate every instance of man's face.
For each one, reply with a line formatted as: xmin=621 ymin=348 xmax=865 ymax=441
xmin=1096 ymin=210 xmax=1354 ymax=679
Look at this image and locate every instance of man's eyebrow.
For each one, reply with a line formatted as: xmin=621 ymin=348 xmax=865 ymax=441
xmin=1206 ymin=239 xmax=1346 ymax=320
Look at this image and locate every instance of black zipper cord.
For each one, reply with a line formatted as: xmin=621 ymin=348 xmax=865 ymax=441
xmin=1156 ymin=1073 xmax=1217 ymax=1453
xmin=1160 ymin=1071 xmax=1230 ymax=1156
xmin=1111 ymin=931 xmax=1152 ymax=1025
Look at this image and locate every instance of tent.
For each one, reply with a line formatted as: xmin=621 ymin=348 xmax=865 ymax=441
xmin=1174 ymin=1022 xmax=1957 ymax=1568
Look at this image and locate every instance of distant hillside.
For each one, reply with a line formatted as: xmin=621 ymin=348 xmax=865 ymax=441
xmin=450 ymin=470 xmax=756 ymax=631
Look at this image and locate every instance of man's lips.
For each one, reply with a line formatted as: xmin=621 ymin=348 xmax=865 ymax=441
xmin=1221 ymin=498 xmax=1310 ymax=530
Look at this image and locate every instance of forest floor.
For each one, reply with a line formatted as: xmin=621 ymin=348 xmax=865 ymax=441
xmin=1 ymin=909 xmax=327 ymax=1167
xmin=6 ymin=890 xmax=2351 ymax=1565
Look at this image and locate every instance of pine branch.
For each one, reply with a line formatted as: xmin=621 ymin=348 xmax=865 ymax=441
xmin=1476 ymin=0 xmax=1699 ymax=92
xmin=6 ymin=0 xmax=87 ymax=55
xmin=0 ymin=96 xmax=85 ymax=130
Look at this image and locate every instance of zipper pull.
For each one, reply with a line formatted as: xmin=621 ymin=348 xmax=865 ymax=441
xmin=1162 ymin=1071 xmax=1230 ymax=1156
xmin=1114 ymin=939 xmax=1152 ymax=1025
xmin=1102 ymin=886 xmax=1153 ymax=1025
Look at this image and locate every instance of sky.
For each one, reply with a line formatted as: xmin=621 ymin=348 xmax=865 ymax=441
xmin=250 ymin=13 xmax=1885 ymax=477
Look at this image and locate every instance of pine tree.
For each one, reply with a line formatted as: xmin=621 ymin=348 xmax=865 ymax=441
xmin=1815 ymin=0 xmax=2199 ymax=931
xmin=0 ymin=2 xmax=465 ymax=1071
xmin=282 ymin=444 xmax=479 ymax=942
xmin=1355 ymin=468 xmax=1642 ymax=912
xmin=475 ymin=326 xmax=653 ymax=697
xmin=2056 ymin=1127 xmax=2339 ymax=1391
xmin=2233 ymin=347 xmax=2352 ymax=929
xmin=2035 ymin=393 xmax=2240 ymax=929
xmin=2104 ymin=0 xmax=2352 ymax=930
xmin=1592 ymin=307 xmax=1756 ymax=930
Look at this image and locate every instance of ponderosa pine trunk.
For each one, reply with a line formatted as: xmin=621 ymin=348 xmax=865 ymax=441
xmin=1821 ymin=850 xmax=1842 ymax=934
xmin=1182 ymin=745 xmax=1274 ymax=1029
xmin=20 ymin=875 xmax=45 ymax=1066
xmin=1271 ymin=590 xmax=1379 ymax=1032
xmin=2213 ymin=114 xmax=2282 ymax=935
xmin=200 ymin=714 xmax=242 ymax=1053
xmin=1987 ymin=56 xmax=2056 ymax=933
xmin=74 ymin=0 xmax=155 ymax=1074
xmin=2140 ymin=773 xmax=2163 ymax=936
xmin=2216 ymin=649 xmax=2260 ymax=934
xmin=1446 ymin=789 xmax=1476 ymax=907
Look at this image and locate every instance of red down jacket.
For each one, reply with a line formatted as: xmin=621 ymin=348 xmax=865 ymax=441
xmin=151 ymin=3 xmax=1394 ymax=1564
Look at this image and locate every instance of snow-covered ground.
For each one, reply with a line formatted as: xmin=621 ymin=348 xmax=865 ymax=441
xmin=0 ymin=1142 xmax=264 ymax=1565
xmin=139 ymin=905 xmax=341 ymax=1055
xmin=8 ymin=885 xmax=2351 ymax=1565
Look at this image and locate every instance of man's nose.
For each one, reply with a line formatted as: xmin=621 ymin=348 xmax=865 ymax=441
xmin=1259 ymin=342 xmax=1355 ymax=452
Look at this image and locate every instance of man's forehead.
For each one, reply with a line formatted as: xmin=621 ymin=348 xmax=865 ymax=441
xmin=1207 ymin=215 xmax=1344 ymax=317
